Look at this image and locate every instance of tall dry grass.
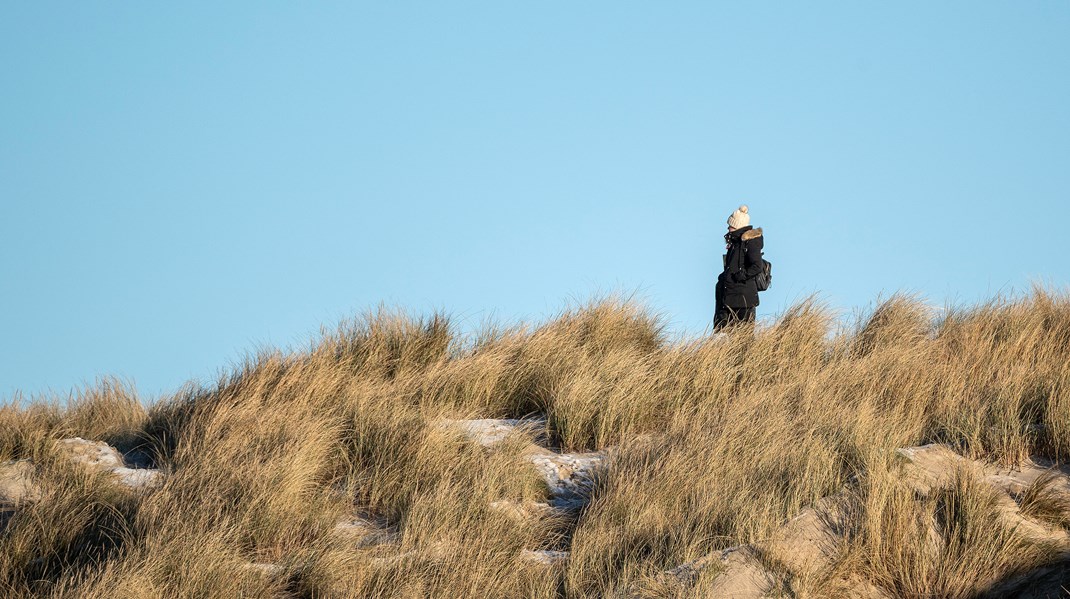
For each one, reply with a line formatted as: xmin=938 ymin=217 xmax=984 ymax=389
xmin=1 ymin=289 xmax=1069 ymax=597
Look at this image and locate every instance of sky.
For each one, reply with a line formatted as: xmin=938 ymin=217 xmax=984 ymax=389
xmin=2 ymin=3 xmax=1068 ymax=402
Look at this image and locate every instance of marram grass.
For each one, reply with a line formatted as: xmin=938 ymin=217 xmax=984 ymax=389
xmin=2 ymin=289 xmax=1070 ymax=598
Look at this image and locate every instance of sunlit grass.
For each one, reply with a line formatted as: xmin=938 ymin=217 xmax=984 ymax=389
xmin=2 ymin=288 xmax=1069 ymax=597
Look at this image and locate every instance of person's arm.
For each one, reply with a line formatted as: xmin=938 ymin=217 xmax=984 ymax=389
xmin=734 ymin=237 xmax=764 ymax=282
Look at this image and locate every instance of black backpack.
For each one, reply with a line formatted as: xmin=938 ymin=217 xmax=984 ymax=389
xmin=754 ymin=258 xmax=772 ymax=292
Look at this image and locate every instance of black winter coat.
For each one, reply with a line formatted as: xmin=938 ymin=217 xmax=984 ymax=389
xmin=717 ymin=226 xmax=764 ymax=309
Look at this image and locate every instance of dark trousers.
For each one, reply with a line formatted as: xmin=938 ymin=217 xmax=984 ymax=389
xmin=714 ymin=305 xmax=755 ymax=332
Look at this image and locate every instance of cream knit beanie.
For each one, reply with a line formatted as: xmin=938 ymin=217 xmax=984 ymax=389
xmin=727 ymin=205 xmax=750 ymax=229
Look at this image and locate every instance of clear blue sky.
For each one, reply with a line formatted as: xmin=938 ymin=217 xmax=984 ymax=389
xmin=2 ymin=3 xmax=1068 ymax=401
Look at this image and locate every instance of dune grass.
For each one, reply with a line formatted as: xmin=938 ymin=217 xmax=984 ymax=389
xmin=2 ymin=288 xmax=1070 ymax=597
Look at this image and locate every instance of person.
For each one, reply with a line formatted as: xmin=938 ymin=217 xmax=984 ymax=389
xmin=715 ymin=205 xmax=764 ymax=331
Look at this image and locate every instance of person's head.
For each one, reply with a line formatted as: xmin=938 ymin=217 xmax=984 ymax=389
xmin=727 ymin=205 xmax=750 ymax=230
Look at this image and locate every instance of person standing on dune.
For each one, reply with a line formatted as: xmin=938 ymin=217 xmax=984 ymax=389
xmin=715 ymin=205 xmax=764 ymax=331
